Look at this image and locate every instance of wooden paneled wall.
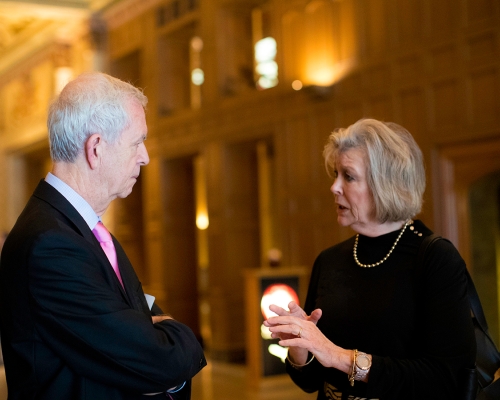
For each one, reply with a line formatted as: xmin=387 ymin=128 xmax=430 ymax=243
xmin=1 ymin=0 xmax=499 ymax=360
xmin=102 ymin=0 xmax=500 ymax=360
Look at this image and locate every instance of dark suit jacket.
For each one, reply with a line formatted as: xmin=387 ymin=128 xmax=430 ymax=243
xmin=0 ymin=180 xmax=206 ymax=399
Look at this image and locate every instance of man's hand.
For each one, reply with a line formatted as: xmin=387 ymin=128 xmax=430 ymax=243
xmin=152 ymin=314 xmax=174 ymax=324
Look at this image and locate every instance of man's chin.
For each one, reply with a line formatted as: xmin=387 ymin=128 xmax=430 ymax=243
xmin=118 ymin=186 xmax=135 ymax=199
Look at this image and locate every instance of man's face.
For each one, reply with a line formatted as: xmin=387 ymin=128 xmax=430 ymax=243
xmin=102 ymin=100 xmax=149 ymax=200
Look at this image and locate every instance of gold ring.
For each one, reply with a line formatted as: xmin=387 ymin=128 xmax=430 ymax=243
xmin=298 ymin=328 xmax=302 ymax=338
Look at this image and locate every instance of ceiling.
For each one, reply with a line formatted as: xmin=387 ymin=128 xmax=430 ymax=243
xmin=0 ymin=0 xmax=119 ymax=75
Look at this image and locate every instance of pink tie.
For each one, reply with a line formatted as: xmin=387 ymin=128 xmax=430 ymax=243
xmin=92 ymin=222 xmax=124 ymax=289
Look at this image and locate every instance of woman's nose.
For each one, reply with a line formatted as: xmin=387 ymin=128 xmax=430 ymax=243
xmin=331 ymin=179 xmax=341 ymax=195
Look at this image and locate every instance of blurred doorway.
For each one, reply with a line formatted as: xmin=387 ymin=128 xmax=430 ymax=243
xmin=469 ymin=173 xmax=500 ymax=346
xmin=435 ymin=137 xmax=500 ymax=347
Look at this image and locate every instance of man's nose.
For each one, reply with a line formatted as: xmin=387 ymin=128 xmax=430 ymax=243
xmin=139 ymin=143 xmax=150 ymax=166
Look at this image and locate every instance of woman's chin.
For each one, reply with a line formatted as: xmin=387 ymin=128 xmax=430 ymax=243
xmin=336 ymin=216 xmax=352 ymax=227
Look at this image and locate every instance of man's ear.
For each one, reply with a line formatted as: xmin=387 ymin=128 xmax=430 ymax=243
xmin=85 ymin=134 xmax=103 ymax=169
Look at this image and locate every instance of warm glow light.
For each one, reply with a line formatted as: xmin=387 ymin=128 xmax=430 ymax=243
xmin=191 ymin=68 xmax=204 ymax=85
xmin=260 ymin=284 xmax=300 ymax=319
xmin=268 ymin=344 xmax=288 ymax=363
xmin=196 ymin=213 xmax=209 ymax=230
xmin=308 ymin=67 xmax=335 ymax=86
xmin=292 ymin=80 xmax=303 ymax=90
xmin=191 ymin=36 xmax=203 ymax=52
xmin=255 ymin=37 xmax=277 ymax=62
xmin=255 ymin=37 xmax=278 ymax=89
xmin=304 ymin=58 xmax=358 ymax=87
xmin=258 ymin=76 xmax=278 ymax=89
xmin=256 ymin=61 xmax=278 ymax=76
xmin=54 ymin=67 xmax=73 ymax=94
xmin=260 ymin=323 xmax=273 ymax=340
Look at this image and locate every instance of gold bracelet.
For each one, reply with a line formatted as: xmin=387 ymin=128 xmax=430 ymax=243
xmin=286 ymin=353 xmax=315 ymax=370
xmin=348 ymin=349 xmax=357 ymax=387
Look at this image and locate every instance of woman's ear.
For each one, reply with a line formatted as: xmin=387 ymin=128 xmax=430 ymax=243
xmin=85 ymin=134 xmax=103 ymax=169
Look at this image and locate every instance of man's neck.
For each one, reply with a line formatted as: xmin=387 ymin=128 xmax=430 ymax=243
xmin=51 ymin=162 xmax=110 ymax=216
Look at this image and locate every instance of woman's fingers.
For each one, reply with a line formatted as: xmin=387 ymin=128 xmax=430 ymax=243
xmin=309 ymin=308 xmax=323 ymax=324
xmin=265 ymin=310 xmax=338 ymax=370
xmin=264 ymin=314 xmax=302 ymax=327
xmin=268 ymin=322 xmax=303 ymax=336
xmin=273 ymin=325 xmax=336 ymax=369
xmin=268 ymin=304 xmax=290 ymax=316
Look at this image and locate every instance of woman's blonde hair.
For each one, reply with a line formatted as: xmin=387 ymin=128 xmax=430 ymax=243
xmin=323 ymin=118 xmax=426 ymax=222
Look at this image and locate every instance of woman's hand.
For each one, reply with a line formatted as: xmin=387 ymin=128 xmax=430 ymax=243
xmin=263 ymin=301 xmax=322 ymax=340
xmin=264 ymin=302 xmax=352 ymax=373
xmin=263 ymin=301 xmax=323 ymax=366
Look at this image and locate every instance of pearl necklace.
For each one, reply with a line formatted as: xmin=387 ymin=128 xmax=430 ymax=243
xmin=353 ymin=220 xmax=410 ymax=268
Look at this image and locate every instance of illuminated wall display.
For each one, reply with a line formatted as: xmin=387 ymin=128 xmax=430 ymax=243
xmin=260 ymin=283 xmax=299 ymax=319
xmin=259 ymin=278 xmax=300 ymax=375
xmin=190 ymin=36 xmax=204 ymax=108
xmin=254 ymin=37 xmax=278 ymax=89
xmin=191 ymin=68 xmax=204 ymax=85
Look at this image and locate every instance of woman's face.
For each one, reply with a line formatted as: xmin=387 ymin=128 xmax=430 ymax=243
xmin=330 ymin=148 xmax=377 ymax=233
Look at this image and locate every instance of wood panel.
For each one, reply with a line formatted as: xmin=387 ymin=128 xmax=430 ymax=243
xmin=109 ymin=17 xmax=143 ymax=59
xmin=282 ymin=10 xmax=305 ymax=82
xmin=467 ymin=68 xmax=499 ymax=127
xmin=161 ymin=156 xmax=200 ymax=337
xmin=466 ymin=0 xmax=496 ymax=24
xmin=429 ymin=0 xmax=459 ymax=40
xmin=361 ymin=0 xmax=388 ymax=57
xmin=431 ymin=78 xmax=459 ymax=129
xmin=395 ymin=0 xmax=424 ymax=48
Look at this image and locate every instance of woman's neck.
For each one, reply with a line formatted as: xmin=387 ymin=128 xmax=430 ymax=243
xmin=354 ymin=219 xmax=408 ymax=237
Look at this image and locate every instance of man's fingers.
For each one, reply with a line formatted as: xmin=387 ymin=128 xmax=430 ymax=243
xmin=152 ymin=315 xmax=174 ymax=324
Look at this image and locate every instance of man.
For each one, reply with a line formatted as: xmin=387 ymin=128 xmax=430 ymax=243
xmin=0 ymin=72 xmax=206 ymax=399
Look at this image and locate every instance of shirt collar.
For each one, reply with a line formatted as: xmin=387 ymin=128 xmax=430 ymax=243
xmin=45 ymin=172 xmax=100 ymax=230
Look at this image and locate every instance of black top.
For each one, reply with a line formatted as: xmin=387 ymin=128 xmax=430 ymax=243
xmin=286 ymin=220 xmax=476 ymax=399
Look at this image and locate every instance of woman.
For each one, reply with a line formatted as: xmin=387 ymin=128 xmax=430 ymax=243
xmin=264 ymin=119 xmax=476 ymax=399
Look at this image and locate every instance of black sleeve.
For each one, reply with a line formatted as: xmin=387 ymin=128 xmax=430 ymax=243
xmin=29 ymin=230 xmax=206 ymax=394
xmin=151 ymin=303 xmax=165 ymax=315
xmin=365 ymin=239 xmax=476 ymax=399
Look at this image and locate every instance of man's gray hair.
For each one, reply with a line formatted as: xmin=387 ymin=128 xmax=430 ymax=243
xmin=48 ymin=72 xmax=148 ymax=163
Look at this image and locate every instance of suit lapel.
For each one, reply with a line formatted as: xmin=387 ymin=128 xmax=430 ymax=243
xmin=33 ymin=180 xmax=95 ymax=243
xmin=113 ymin=238 xmax=151 ymax=315
xmin=32 ymin=180 xmax=135 ymax=308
